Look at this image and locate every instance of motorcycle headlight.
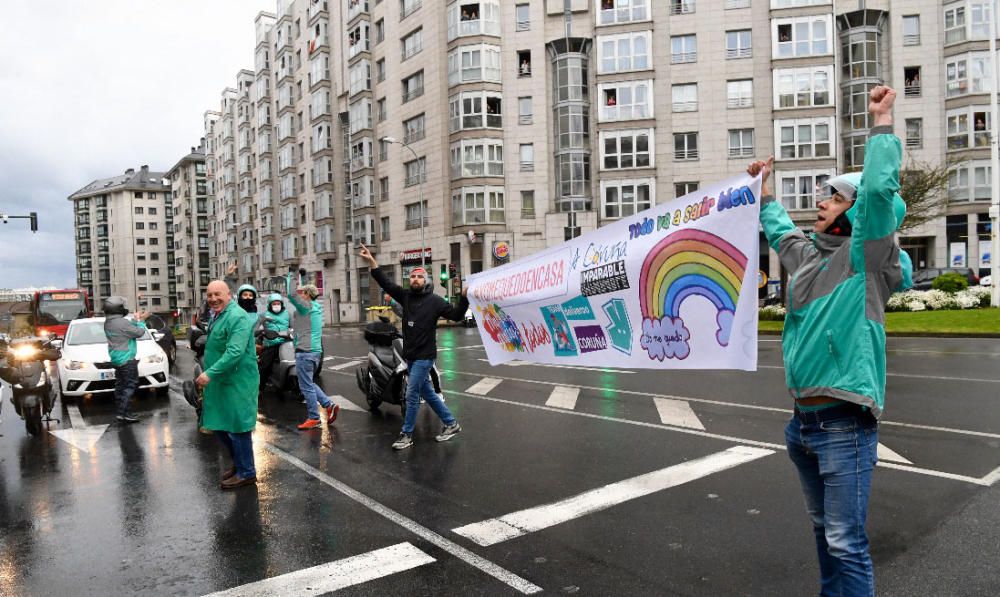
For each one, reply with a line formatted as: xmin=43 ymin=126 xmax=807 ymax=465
xmin=11 ymin=345 xmax=38 ymax=360
xmin=143 ymin=354 xmax=165 ymax=364
xmin=66 ymin=360 xmax=89 ymax=370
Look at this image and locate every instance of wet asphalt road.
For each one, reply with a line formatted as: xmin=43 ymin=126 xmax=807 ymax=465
xmin=0 ymin=328 xmax=998 ymax=596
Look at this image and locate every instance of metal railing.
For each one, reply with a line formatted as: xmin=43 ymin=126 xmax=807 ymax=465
xmin=669 ymin=1 xmax=695 ymax=15
xmin=672 ymin=101 xmax=697 ymax=113
xmin=726 ymin=47 xmax=751 ymax=59
xmin=727 ymin=96 xmax=752 ymax=109
xmin=903 ymin=33 xmax=920 ymax=46
xmin=402 ymin=85 xmax=424 ymax=103
xmin=672 ymin=51 xmax=697 ymax=64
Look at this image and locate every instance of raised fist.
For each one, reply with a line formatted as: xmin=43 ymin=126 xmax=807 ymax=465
xmin=868 ymin=86 xmax=896 ymax=116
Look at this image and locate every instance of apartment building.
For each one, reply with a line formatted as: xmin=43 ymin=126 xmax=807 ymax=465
xmin=194 ymin=0 xmax=997 ymax=322
xmin=165 ymin=141 xmax=211 ymax=322
xmin=69 ymin=166 xmax=177 ymax=315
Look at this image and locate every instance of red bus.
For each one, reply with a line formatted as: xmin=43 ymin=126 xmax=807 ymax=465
xmin=30 ymin=289 xmax=93 ymax=338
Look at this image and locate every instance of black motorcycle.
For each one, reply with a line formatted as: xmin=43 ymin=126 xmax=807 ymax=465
xmin=255 ymin=328 xmax=300 ymax=397
xmin=181 ymin=320 xmax=208 ymax=419
xmin=356 ymin=317 xmax=441 ymax=415
xmin=0 ymin=336 xmax=62 ymax=436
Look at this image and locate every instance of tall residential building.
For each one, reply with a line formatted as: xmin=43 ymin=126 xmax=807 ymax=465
xmin=198 ymin=0 xmax=998 ymax=322
xmin=69 ymin=165 xmax=176 ymax=314
xmin=165 ymin=141 xmax=210 ymax=322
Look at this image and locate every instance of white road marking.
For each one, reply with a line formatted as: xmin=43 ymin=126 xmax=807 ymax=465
xmin=545 ymin=386 xmax=579 ymax=410
xmin=654 ymin=398 xmax=705 ymax=430
xmin=327 ymin=394 xmax=366 ymax=412
xmin=323 ymin=356 xmax=337 ymax=361
xmin=50 ymin=403 xmax=109 ymax=453
xmin=327 ymin=360 xmax=362 ymax=371
xmin=877 ymin=443 xmax=913 ymax=465
xmin=263 ymin=443 xmax=543 ymax=594
xmin=981 ymin=465 xmax=1000 ymax=486
xmin=202 ymin=542 xmax=435 ymax=597
xmin=478 ymin=358 xmax=635 ymax=374
xmin=466 ymin=377 xmax=503 ymax=395
xmin=452 ymin=446 xmax=774 ymax=546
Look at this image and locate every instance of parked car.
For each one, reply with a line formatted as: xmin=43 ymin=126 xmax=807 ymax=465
xmin=911 ymin=267 xmax=980 ymax=291
xmin=981 ymin=275 xmax=992 ymax=287
xmin=56 ymin=317 xmax=170 ymax=400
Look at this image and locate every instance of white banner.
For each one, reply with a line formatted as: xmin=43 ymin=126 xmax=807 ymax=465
xmin=467 ymin=174 xmax=762 ymax=371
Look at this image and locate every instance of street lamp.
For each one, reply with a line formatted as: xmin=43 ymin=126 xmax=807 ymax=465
xmin=381 ymin=136 xmax=426 ymax=268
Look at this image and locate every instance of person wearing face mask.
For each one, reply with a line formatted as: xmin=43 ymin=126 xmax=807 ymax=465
xmin=257 ymin=293 xmax=291 ymax=389
xmin=236 ymin=284 xmax=259 ymax=314
xmin=747 ymin=85 xmax=910 ymax=596
xmin=360 ymin=244 xmax=469 ymax=451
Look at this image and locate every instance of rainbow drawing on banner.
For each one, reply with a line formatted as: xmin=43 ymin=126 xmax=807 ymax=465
xmin=638 ymin=229 xmax=748 ymax=361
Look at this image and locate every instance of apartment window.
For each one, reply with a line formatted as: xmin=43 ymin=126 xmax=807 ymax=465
xmin=380 ymin=216 xmax=390 ymax=241
xmin=376 ymin=58 xmax=386 ymax=82
xmin=137 ymin=268 xmax=147 ymax=275
xmin=946 ymin=53 xmax=991 ymax=98
xmin=599 ymin=80 xmax=653 ymax=122
xmin=150 ymin=237 xmax=158 ymax=245
xmin=947 ymin=107 xmax=992 ymax=150
xmin=134 ymin=207 xmax=144 ymax=214
xmin=405 ymin=200 xmax=429 ymax=229
xmin=148 ymin=207 xmax=157 ymax=215
xmin=774 ymin=66 xmax=832 ymax=108
xmin=136 ymin=238 xmax=145 ymax=246
xmin=905 ymin=118 xmax=923 ymax=149
xmin=728 ymin=129 xmax=755 ymax=158
xmin=448 ymin=44 xmax=502 ymax=85
xmin=150 ymin=252 xmax=160 ymax=261
xmin=671 ymin=84 xmax=697 ymax=112
xmin=450 ymin=139 xmax=504 ymax=178
xmin=379 ymin=177 xmax=389 ymax=201
xmin=671 ymin=35 xmax=697 ymax=64
xmin=134 ymin=192 xmax=143 ymax=198
xmin=449 ymin=91 xmax=502 ymax=131
xmin=402 ymin=70 xmax=424 ymax=102
xmin=151 ymin=268 xmax=160 ymax=276
xmin=451 ymin=186 xmax=505 ymax=225
xmin=519 ymin=144 xmax=534 ymax=171
xmin=404 ymin=157 xmax=427 ymax=186
xmin=518 ymin=96 xmax=533 ymax=124
xmin=521 ymin=190 xmax=535 ymax=218
xmin=135 ymin=222 xmax=144 ymax=230
xmin=904 ymin=66 xmax=921 ymax=97
xmin=379 ymin=139 xmax=389 ymax=162
xmin=727 ymin=79 xmax=753 ymax=108
xmin=602 ymin=179 xmax=653 ymax=219
xmin=902 ymin=15 xmax=920 ymax=45
xmin=775 ymin=118 xmax=832 ymax=159
xmin=597 ymin=0 xmax=649 ymax=26
xmin=401 ymin=27 xmax=423 ymax=61
xmin=725 ymin=30 xmax=751 ymax=59
xmin=949 ymin=161 xmax=993 ymax=201
xmin=675 ymin=181 xmax=698 ymax=197
xmin=778 ymin=170 xmax=833 ymax=211
xmin=673 ymin=132 xmax=698 ymax=161
xmin=348 ymin=60 xmax=371 ymax=95
xmin=601 ymin=129 xmax=653 ymax=170
xmin=773 ymin=16 xmax=831 ymax=59
xmin=377 ymin=98 xmax=387 ymax=122
xmin=946 ymin=5 xmax=967 ymax=43
xmin=375 ymin=18 xmax=385 ymax=43
xmin=669 ymin=0 xmax=695 ymax=15
xmin=515 ymin=4 xmax=530 ymax=31
xmin=598 ymin=31 xmax=651 ymax=74
xmin=516 ymin=50 xmax=532 ymax=77
xmin=403 ymin=113 xmax=426 ymax=144
xmin=447 ymin=0 xmax=501 ymax=39
xmin=725 ymin=0 xmax=750 ymax=7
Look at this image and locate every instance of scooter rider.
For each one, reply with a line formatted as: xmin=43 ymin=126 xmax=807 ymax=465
xmin=287 ymin=269 xmax=339 ymax=430
xmin=103 ymin=296 xmax=150 ymax=424
xmin=257 ymin=293 xmax=291 ymax=389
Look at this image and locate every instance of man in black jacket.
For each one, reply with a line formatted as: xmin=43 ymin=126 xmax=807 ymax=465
xmin=360 ymin=244 xmax=469 ymax=450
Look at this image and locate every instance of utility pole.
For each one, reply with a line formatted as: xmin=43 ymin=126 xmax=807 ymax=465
xmin=990 ymin=0 xmax=999 ymax=306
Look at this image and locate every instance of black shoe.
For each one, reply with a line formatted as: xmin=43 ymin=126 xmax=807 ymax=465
xmin=116 ymin=415 xmax=140 ymax=424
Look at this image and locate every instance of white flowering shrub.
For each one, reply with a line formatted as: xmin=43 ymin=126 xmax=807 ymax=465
xmin=759 ymin=304 xmax=787 ymax=321
xmin=885 ymin=287 xmax=992 ymax=312
xmin=907 ymin=300 xmax=926 ymax=311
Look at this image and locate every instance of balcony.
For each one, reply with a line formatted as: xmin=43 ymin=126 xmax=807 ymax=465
xmin=669 ymin=1 xmax=694 ymax=15
xmin=346 ymin=0 xmax=368 ymax=22
xmin=309 ymin=0 xmax=328 ymax=21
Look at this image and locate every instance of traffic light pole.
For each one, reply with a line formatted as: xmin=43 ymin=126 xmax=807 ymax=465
xmin=0 ymin=211 xmax=38 ymax=232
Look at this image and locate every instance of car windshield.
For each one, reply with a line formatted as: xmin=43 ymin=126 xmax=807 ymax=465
xmin=66 ymin=321 xmax=151 ymax=346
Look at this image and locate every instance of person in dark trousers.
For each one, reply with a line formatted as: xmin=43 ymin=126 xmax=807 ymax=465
xmin=102 ymin=296 xmax=149 ymax=424
xmin=359 ymin=244 xmax=468 ymax=450
xmin=257 ymin=293 xmax=291 ymax=389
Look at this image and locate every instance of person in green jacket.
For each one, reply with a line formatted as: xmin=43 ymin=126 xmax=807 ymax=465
xmin=257 ymin=293 xmax=291 ymax=388
xmin=748 ymin=85 xmax=908 ymax=596
xmin=103 ymin=296 xmax=150 ymax=424
xmin=196 ymin=280 xmax=260 ymax=490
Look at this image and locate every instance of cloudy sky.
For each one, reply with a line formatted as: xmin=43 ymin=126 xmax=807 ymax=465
xmin=0 ymin=0 xmax=273 ymax=289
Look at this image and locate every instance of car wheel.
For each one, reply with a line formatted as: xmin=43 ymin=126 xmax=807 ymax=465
xmin=167 ymin=343 xmax=177 ymax=366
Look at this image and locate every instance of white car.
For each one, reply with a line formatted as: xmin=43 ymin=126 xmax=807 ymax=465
xmin=980 ymin=275 xmax=991 ymax=287
xmin=57 ymin=317 xmax=170 ymax=399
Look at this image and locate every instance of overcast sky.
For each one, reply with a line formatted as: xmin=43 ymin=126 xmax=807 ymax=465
xmin=0 ymin=0 xmax=273 ymax=290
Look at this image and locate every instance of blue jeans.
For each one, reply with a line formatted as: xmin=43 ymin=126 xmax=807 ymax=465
xmin=785 ymin=409 xmax=879 ymax=597
xmin=215 ymin=430 xmax=256 ymax=479
xmin=296 ymin=352 xmax=330 ymax=420
xmin=113 ymin=360 xmax=139 ymax=417
xmin=402 ymin=359 xmax=455 ymax=435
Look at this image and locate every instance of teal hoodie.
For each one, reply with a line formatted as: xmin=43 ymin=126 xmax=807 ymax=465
xmin=760 ymin=125 xmax=909 ymax=418
xmin=104 ymin=314 xmax=147 ymax=366
xmin=260 ymin=293 xmax=291 ymax=347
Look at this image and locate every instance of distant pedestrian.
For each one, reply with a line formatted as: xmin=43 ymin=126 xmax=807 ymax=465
xmin=287 ymin=269 xmax=338 ymax=430
xmin=102 ymin=296 xmax=149 ymax=424
xmin=196 ymin=280 xmax=260 ymax=490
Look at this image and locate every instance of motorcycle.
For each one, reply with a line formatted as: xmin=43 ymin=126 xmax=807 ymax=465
xmin=255 ymin=328 xmax=301 ymax=397
xmin=0 ymin=336 xmax=62 ymax=436
xmin=356 ymin=317 xmax=442 ymax=415
xmin=181 ymin=319 xmax=208 ymax=419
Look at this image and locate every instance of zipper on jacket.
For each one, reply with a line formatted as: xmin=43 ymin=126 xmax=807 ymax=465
xmin=786 ymin=270 xmax=802 ymax=399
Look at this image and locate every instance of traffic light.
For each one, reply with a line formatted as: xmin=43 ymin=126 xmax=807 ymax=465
xmin=448 ymin=262 xmax=457 ymax=280
xmin=29 ymin=212 xmax=38 ymax=233
xmin=439 ymin=263 xmax=449 ymax=288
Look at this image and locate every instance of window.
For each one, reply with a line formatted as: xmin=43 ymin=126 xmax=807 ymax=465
xmin=601 ymin=129 xmax=653 ymax=170
xmin=947 ymin=107 xmax=992 ymax=150
xmin=521 ymin=190 xmax=535 ymax=218
xmin=946 ymin=5 xmax=967 ymax=43
xmin=404 ymin=157 xmax=426 ymax=186
xmin=725 ymin=30 xmax=751 ymax=59
xmin=381 ymin=216 xmax=391 ymax=241
xmin=136 ymin=238 xmax=146 ymax=245
xmin=778 ymin=170 xmax=833 ymax=210
xmin=727 ymin=79 xmax=753 ymax=108
xmin=380 ymin=177 xmax=389 ymax=201
xmin=946 ymin=53 xmax=991 ymax=98
xmin=447 ymin=1 xmax=501 ymax=39
xmin=905 ymin=118 xmax=922 ymax=149
xmin=773 ymin=16 xmax=831 ymax=58
xmin=136 ymin=222 xmax=145 ymax=230
xmin=403 ymin=113 xmax=426 ymax=144
xmin=673 ymin=132 xmax=698 ymax=161
xmin=401 ymin=0 xmax=422 ymax=19
xmin=728 ymin=129 xmax=754 ymax=158
xmin=598 ymin=31 xmax=651 ymax=74
xmin=599 ymin=80 xmax=653 ymax=122
xmin=518 ymin=96 xmax=533 ymax=124
xmin=602 ymin=179 xmax=654 ymax=219
xmin=675 ymin=181 xmax=698 ymax=197
xmin=148 ymin=207 xmax=157 ymax=215
xmin=377 ymin=98 xmax=387 ymax=122
xmin=451 ymin=186 xmax=505 ymax=225
xmin=450 ymin=139 xmax=504 ymax=178
xmin=671 ymin=35 xmax=696 ymax=63
xmin=902 ymin=15 xmax=920 ymax=45
xmin=773 ymin=66 xmax=832 ymax=108
xmin=137 ymin=268 xmax=147 ymax=275
xmin=949 ymin=161 xmax=993 ymax=201
xmin=448 ymin=44 xmax=502 ymax=85
xmin=517 ymin=50 xmax=532 ymax=76
xmin=519 ymin=144 xmax=534 ymax=171
xmin=376 ymin=59 xmax=386 ymax=82
xmin=671 ymin=84 xmax=697 ymax=112
xmin=670 ymin=0 xmax=695 ymax=15
xmin=726 ymin=0 xmax=750 ymax=7
xmin=348 ymin=60 xmax=371 ymax=95
xmin=402 ymin=71 xmax=424 ymax=102
xmin=405 ymin=201 xmax=429 ymax=229
xmin=134 ymin=207 xmax=144 ymax=214
xmin=401 ymin=27 xmax=423 ymax=61
xmin=515 ymin=3 xmax=530 ymax=31
xmin=904 ymin=66 xmax=921 ymax=97
xmin=597 ymin=0 xmax=649 ymax=26
xmin=375 ymin=18 xmax=384 ymax=43
xmin=775 ymin=118 xmax=833 ymax=159
xmin=150 ymin=252 xmax=160 ymax=261
xmin=449 ymin=91 xmax=503 ymax=131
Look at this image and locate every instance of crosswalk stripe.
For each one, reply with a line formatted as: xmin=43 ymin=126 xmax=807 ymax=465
xmin=466 ymin=377 xmax=503 ymax=395
xmin=452 ymin=446 xmax=775 ymax=546
xmin=202 ymin=542 xmax=435 ymax=597
xmin=877 ymin=443 xmax=913 ymax=465
xmin=327 ymin=360 xmax=362 ymax=371
xmin=654 ymin=398 xmax=705 ymax=430
xmin=545 ymin=386 xmax=579 ymax=410
xmin=327 ymin=394 xmax=366 ymax=412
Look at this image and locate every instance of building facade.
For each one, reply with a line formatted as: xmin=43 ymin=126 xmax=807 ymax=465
xmin=69 ymin=166 xmax=177 ymax=315
xmin=165 ymin=141 xmax=211 ymax=322
xmin=190 ymin=0 xmax=996 ymax=322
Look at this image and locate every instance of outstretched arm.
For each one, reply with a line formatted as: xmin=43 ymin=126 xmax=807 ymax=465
xmin=361 ymin=244 xmax=407 ymax=304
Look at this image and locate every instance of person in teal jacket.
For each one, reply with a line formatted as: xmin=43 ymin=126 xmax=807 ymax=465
xmin=196 ymin=279 xmax=260 ymax=490
xmin=286 ymin=269 xmax=337 ymax=430
xmin=257 ymin=293 xmax=291 ymax=388
xmin=103 ymin=296 xmax=150 ymax=424
xmin=748 ymin=85 xmax=908 ymax=596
